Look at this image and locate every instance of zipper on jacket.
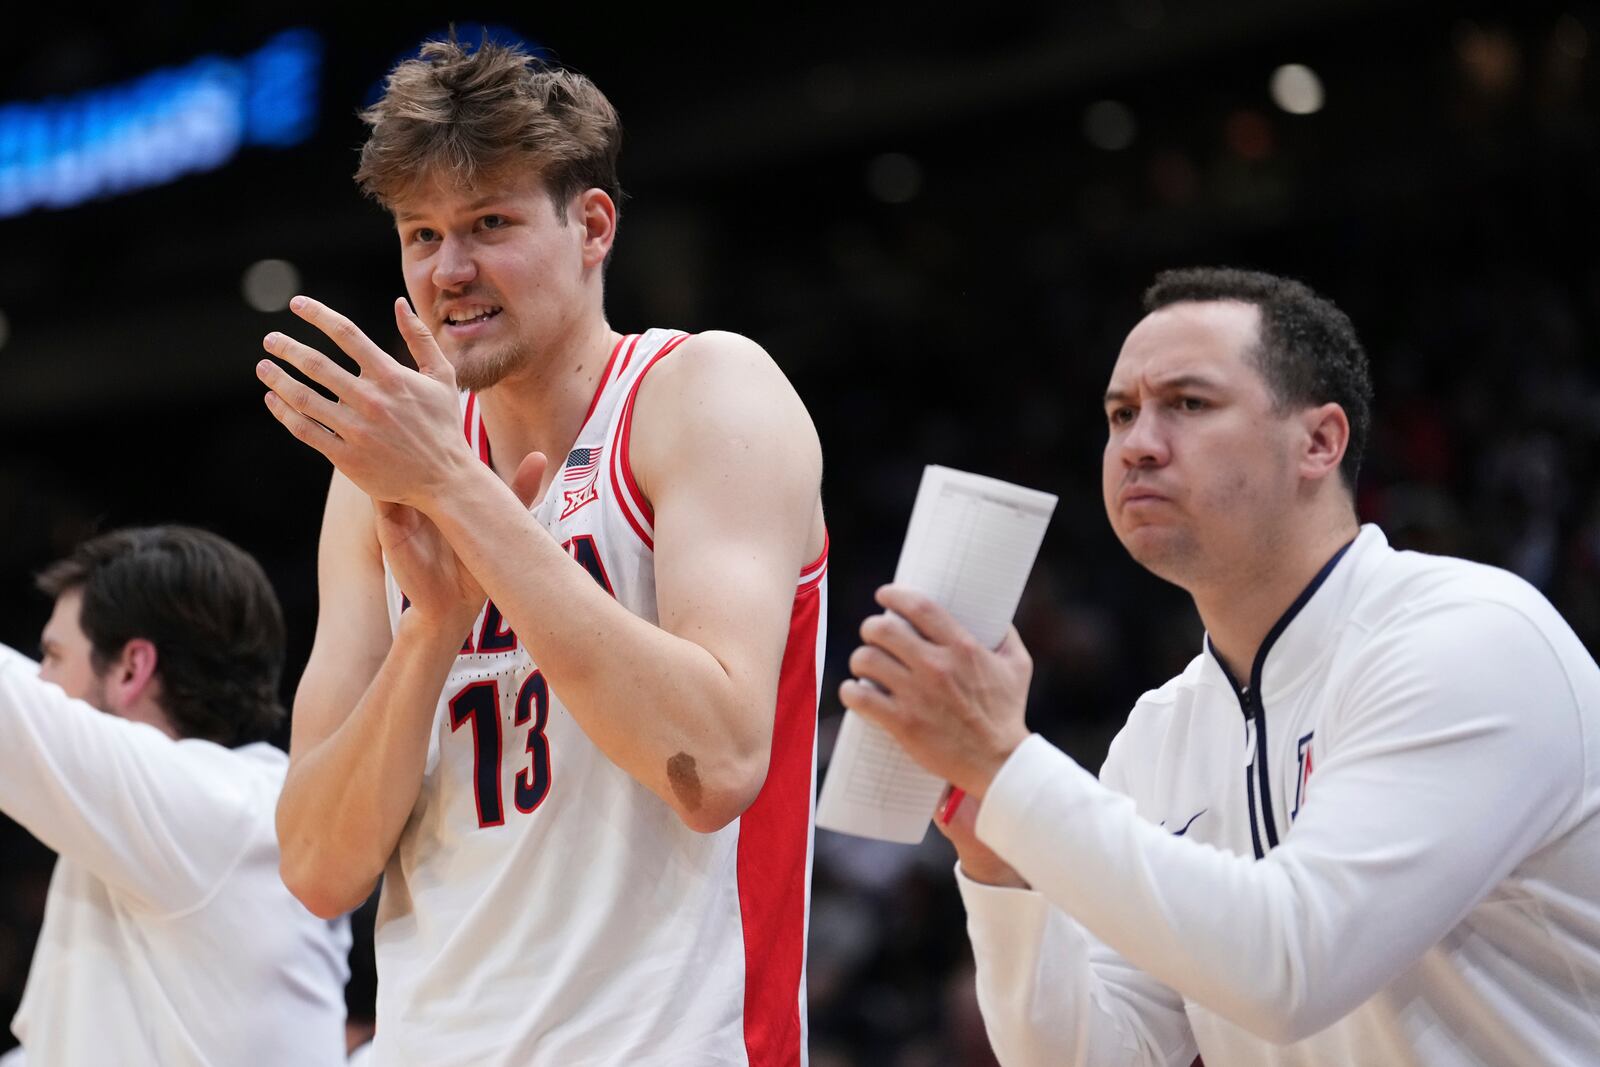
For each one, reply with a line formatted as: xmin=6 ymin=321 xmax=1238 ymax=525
xmin=1210 ymin=538 xmax=1357 ymax=862
xmin=1236 ymin=683 xmax=1275 ymax=859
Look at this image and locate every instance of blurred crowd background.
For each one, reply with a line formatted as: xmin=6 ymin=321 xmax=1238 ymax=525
xmin=2 ymin=3 xmax=1596 ymax=1063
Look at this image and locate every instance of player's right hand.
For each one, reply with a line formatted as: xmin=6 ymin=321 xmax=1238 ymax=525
xmin=935 ymin=788 xmax=1031 ymax=890
xmin=373 ymin=450 xmax=550 ymax=629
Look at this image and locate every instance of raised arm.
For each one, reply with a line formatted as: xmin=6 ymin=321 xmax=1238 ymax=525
xmin=274 ymin=470 xmax=479 ymax=918
xmin=0 ymin=644 xmax=256 ymax=913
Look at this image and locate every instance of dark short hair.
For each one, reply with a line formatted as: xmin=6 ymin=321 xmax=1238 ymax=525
xmin=1143 ymin=267 xmax=1374 ymax=490
xmin=36 ymin=526 xmax=286 ymax=747
xmin=356 ymin=35 xmax=624 ymax=221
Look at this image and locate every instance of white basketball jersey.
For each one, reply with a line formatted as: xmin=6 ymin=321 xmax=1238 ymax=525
xmin=374 ymin=330 xmax=827 ymax=1066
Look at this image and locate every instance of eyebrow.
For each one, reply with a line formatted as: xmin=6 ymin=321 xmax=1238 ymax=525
xmin=1104 ymin=374 xmax=1221 ymax=404
xmin=395 ymin=195 xmax=507 ymax=224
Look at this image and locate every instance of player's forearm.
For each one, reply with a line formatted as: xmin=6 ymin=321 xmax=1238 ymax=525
xmin=277 ymin=613 xmax=466 ymax=917
xmin=428 ymin=471 xmax=771 ymax=831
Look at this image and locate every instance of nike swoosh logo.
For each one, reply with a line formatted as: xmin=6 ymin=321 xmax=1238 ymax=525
xmin=1170 ymin=809 xmax=1207 ymax=836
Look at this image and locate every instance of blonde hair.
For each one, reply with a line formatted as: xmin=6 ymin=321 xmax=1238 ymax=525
xmin=356 ymin=36 xmax=622 ymax=218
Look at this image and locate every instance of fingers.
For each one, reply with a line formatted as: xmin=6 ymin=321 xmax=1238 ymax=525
xmin=838 ymin=676 xmax=897 ymax=723
xmin=262 ymin=391 xmax=343 ymax=461
xmin=858 ymin=610 xmax=934 ymax=667
xmin=996 ymin=625 xmax=1034 ymax=670
xmin=257 ymin=359 xmax=350 ymax=436
xmin=289 ymin=295 xmax=393 ymax=373
xmin=874 ymin=585 xmax=975 ymax=648
xmin=262 ymin=331 xmax=359 ymax=398
xmin=847 ymin=642 xmax=911 ymax=692
xmin=393 ymin=297 xmax=454 ymax=381
xmin=510 ymin=451 xmax=549 ymax=509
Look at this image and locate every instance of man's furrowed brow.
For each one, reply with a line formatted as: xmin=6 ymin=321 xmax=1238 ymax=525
xmin=1142 ymin=373 xmax=1225 ymax=394
xmin=1105 ymin=373 xmax=1225 ymax=406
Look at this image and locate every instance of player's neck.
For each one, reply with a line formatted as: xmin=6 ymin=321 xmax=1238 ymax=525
xmin=475 ymin=315 xmax=624 ymax=492
xmin=1192 ymin=509 xmax=1360 ymax=684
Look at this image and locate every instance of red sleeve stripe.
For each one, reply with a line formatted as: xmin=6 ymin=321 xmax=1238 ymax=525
xmin=607 ymin=332 xmax=692 ymax=549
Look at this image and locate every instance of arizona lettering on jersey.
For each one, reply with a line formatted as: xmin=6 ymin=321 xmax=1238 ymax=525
xmin=376 ymin=329 xmax=827 ymax=1067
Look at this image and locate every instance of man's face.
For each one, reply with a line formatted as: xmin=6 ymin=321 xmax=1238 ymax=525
xmin=38 ymin=589 xmax=110 ymax=710
xmin=1101 ymin=300 xmax=1301 ymax=588
xmin=392 ymin=167 xmax=590 ymax=392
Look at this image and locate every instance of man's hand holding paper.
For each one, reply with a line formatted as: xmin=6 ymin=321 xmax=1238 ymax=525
xmin=840 ymin=586 xmax=1033 ymax=799
xmin=815 ymin=466 xmax=1056 ymax=844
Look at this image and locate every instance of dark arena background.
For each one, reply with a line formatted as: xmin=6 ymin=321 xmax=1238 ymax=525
xmin=1 ymin=3 xmax=1596 ymax=1063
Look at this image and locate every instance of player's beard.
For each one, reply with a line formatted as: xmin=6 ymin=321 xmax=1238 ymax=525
xmin=453 ymin=336 xmax=534 ymax=392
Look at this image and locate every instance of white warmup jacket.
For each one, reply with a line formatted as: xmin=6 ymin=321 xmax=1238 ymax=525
xmin=960 ymin=525 xmax=1600 ymax=1066
xmin=0 ymin=643 xmax=351 ymax=1066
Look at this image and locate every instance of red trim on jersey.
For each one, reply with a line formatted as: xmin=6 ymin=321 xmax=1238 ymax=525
xmin=463 ymin=392 xmax=492 ymax=466
xmin=606 ymin=333 xmax=691 ymax=549
xmin=614 ymin=333 xmax=691 ymax=535
xmin=608 ymin=413 xmax=655 ymax=548
xmin=583 ymin=334 xmax=632 ymax=427
xmin=616 ymin=331 xmax=644 ymax=375
xmin=796 ymin=531 xmax=829 ymax=594
xmin=737 ymin=579 xmax=822 ymax=1067
xmin=477 ymin=413 xmax=492 ymax=466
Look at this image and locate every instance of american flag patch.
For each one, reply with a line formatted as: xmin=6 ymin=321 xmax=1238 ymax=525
xmin=564 ymin=446 xmax=602 ymax=482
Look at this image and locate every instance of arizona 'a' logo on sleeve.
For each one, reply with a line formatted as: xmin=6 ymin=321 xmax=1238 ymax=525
xmin=1290 ymin=730 xmax=1315 ymax=822
xmin=560 ymin=446 xmax=603 ymax=519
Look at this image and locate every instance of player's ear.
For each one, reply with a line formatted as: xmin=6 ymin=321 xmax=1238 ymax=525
xmin=575 ymin=188 xmax=617 ymax=269
xmin=1298 ymin=402 xmax=1349 ymax=485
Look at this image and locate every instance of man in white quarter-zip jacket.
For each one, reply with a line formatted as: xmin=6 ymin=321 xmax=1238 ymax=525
xmin=0 ymin=526 xmax=350 ymax=1066
xmin=842 ymin=267 xmax=1600 ymax=1067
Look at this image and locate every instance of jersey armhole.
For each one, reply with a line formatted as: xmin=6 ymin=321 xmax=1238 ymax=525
xmin=797 ymin=530 xmax=829 ymax=594
xmin=607 ymin=333 xmax=692 ymax=549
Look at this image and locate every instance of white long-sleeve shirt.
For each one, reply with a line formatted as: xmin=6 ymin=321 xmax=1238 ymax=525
xmin=0 ymin=642 xmax=351 ymax=1066
xmin=959 ymin=525 xmax=1600 ymax=1066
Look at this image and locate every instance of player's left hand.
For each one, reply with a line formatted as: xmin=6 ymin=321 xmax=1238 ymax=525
xmin=256 ymin=296 xmax=468 ymax=509
xmin=839 ymin=585 xmax=1034 ymax=798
